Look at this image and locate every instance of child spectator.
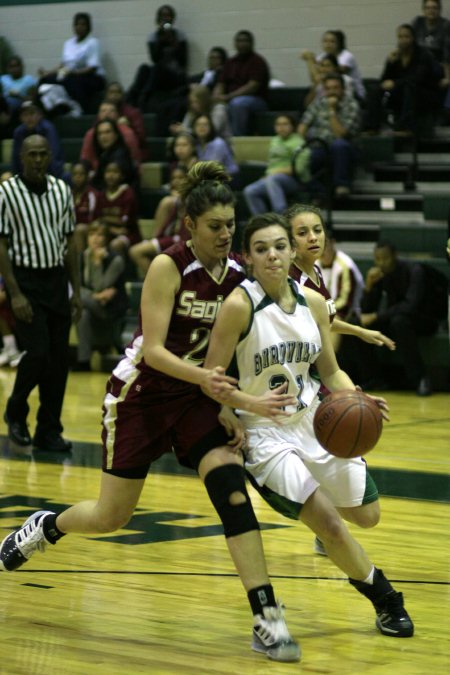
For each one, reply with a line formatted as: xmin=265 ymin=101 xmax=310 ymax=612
xmin=73 ymin=223 xmax=128 ymax=371
xmin=0 ymin=56 xmax=37 ymax=114
xmin=93 ymin=160 xmax=141 ymax=254
xmin=244 ymin=114 xmax=310 ymax=215
xmin=71 ymin=160 xmax=99 ymax=253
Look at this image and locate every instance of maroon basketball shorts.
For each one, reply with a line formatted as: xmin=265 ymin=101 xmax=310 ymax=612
xmin=101 ymin=372 xmax=230 ymax=478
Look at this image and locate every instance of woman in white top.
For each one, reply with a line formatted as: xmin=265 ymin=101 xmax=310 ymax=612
xmin=202 ymin=212 xmax=414 ymax=642
xmin=318 ymin=30 xmax=365 ymax=101
xmin=38 ymin=13 xmax=105 ymax=112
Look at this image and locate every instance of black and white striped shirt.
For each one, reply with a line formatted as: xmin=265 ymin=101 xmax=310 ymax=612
xmin=0 ymin=174 xmax=75 ymax=269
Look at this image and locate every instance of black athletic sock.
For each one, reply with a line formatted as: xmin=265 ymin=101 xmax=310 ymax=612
xmin=349 ymin=567 xmax=394 ymax=603
xmin=42 ymin=513 xmax=66 ymax=544
xmin=248 ymin=584 xmax=276 ymax=616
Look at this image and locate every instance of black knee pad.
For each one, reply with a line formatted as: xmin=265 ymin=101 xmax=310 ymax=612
xmin=204 ymin=464 xmax=260 ymax=538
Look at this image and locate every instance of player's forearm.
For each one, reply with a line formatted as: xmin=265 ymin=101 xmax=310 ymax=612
xmin=322 ymin=368 xmax=355 ymax=392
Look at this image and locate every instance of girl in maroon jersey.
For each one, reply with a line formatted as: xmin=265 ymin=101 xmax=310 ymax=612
xmin=93 ymin=160 xmax=141 ymax=254
xmin=285 ymin=203 xmax=396 ymax=350
xmin=71 ymin=160 xmax=99 ymax=253
xmin=0 ymin=161 xmax=299 ymax=663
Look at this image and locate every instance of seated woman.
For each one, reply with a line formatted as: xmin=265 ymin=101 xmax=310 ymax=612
xmin=129 ymin=164 xmax=189 ymax=278
xmin=0 ymin=56 xmax=37 ymax=114
xmin=364 ymin=24 xmax=441 ymax=133
xmin=93 ymin=160 xmax=141 ymax=255
xmin=302 ymin=52 xmax=355 ymax=108
xmin=88 ymin=118 xmax=138 ymax=190
xmin=73 ymin=223 xmax=128 ymax=372
xmin=192 ymin=114 xmax=238 ymax=179
xmin=80 ymin=100 xmax=141 ymax=166
xmin=169 ymin=84 xmax=231 ymax=140
xmin=243 ymin=114 xmax=309 ymax=215
xmin=38 ymin=12 xmax=105 ymax=112
xmin=104 ymin=82 xmax=148 ymax=160
xmin=308 ymin=30 xmax=365 ymax=102
xmin=71 ymin=160 xmax=99 ymax=253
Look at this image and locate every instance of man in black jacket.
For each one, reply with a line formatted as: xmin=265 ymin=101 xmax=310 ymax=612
xmin=360 ymin=241 xmax=439 ymax=396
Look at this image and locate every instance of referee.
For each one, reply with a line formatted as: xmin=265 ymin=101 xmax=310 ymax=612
xmin=0 ymin=134 xmax=81 ymax=451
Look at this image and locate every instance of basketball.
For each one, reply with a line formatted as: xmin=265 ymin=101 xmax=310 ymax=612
xmin=313 ymin=390 xmax=383 ymax=458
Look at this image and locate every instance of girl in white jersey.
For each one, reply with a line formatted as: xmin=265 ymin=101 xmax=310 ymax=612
xmin=203 ymin=213 xmax=414 ymax=641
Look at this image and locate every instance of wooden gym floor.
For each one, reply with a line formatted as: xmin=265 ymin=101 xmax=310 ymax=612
xmin=0 ymin=368 xmax=449 ymax=675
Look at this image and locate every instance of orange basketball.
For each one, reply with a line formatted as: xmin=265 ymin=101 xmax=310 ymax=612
xmin=313 ymin=390 xmax=383 ymax=458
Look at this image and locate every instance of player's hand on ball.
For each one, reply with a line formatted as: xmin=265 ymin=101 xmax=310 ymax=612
xmin=363 ymin=393 xmax=390 ymax=421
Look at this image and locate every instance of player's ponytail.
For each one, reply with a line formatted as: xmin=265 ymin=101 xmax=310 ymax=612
xmin=178 ymin=160 xmax=235 ymax=221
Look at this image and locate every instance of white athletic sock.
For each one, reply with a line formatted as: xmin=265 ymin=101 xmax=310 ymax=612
xmin=362 ymin=565 xmax=375 ymax=585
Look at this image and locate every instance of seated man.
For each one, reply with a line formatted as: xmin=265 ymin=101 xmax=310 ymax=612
xmin=213 ymin=30 xmax=270 ymax=136
xmin=360 ymin=241 xmax=440 ymax=396
xmin=298 ymin=73 xmax=360 ymax=199
xmin=12 ymin=102 xmax=65 ymax=178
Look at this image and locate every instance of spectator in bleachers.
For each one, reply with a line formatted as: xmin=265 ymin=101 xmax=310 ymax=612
xmin=89 ymin=119 xmax=138 ymax=191
xmin=71 ymin=160 xmax=99 ymax=253
xmin=213 ymin=30 xmax=270 ymax=136
xmin=81 ymin=101 xmax=141 ymax=167
xmin=302 ymin=52 xmax=355 ymax=108
xmin=364 ymin=24 xmax=441 ymax=134
xmin=169 ymin=131 xmax=198 ymax=172
xmin=317 ymin=232 xmax=364 ymax=353
xmin=73 ymin=223 xmax=128 ymax=372
xmin=169 ymin=85 xmax=231 ymax=141
xmin=104 ymin=82 xmax=148 ymax=161
xmin=12 ymin=102 xmax=65 ymax=178
xmin=360 ymin=241 xmax=439 ymax=396
xmin=192 ymin=114 xmax=238 ymax=180
xmin=93 ymin=160 xmax=141 ymax=255
xmin=298 ymin=73 xmax=360 ymax=200
xmin=412 ymin=0 xmax=450 ymax=82
xmin=0 ymin=56 xmax=37 ymax=115
xmin=313 ymin=30 xmax=365 ymax=102
xmin=38 ymin=12 xmax=105 ymax=113
xmin=129 ymin=164 xmax=189 ymax=278
xmin=127 ymin=5 xmax=188 ymax=113
xmin=0 ymin=37 xmax=13 ymax=75
xmin=190 ymin=47 xmax=228 ymax=90
xmin=243 ymin=114 xmax=310 ymax=215
xmin=0 ymin=93 xmax=11 ymax=140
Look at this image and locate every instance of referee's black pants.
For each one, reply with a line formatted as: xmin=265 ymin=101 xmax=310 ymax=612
xmin=6 ymin=266 xmax=72 ymax=438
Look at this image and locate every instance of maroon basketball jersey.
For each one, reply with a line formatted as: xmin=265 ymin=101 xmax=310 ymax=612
xmin=119 ymin=241 xmax=246 ymax=395
xmin=290 ymin=262 xmax=336 ymax=322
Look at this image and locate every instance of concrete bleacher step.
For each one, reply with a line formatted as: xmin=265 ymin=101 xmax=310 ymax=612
xmin=373 ymin=164 xmax=450 ymax=182
xmin=333 ymin=193 xmax=423 ymax=213
xmin=378 ymin=221 xmax=447 ymax=256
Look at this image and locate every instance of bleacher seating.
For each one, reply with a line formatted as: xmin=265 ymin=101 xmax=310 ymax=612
xmin=1 ymin=93 xmax=448 ymax=384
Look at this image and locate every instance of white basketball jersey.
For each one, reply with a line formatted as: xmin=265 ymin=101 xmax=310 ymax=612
xmin=236 ymin=277 xmax=322 ymax=427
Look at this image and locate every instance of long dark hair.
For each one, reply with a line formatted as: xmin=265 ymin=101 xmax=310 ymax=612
xmin=92 ymin=119 xmax=135 ymax=189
